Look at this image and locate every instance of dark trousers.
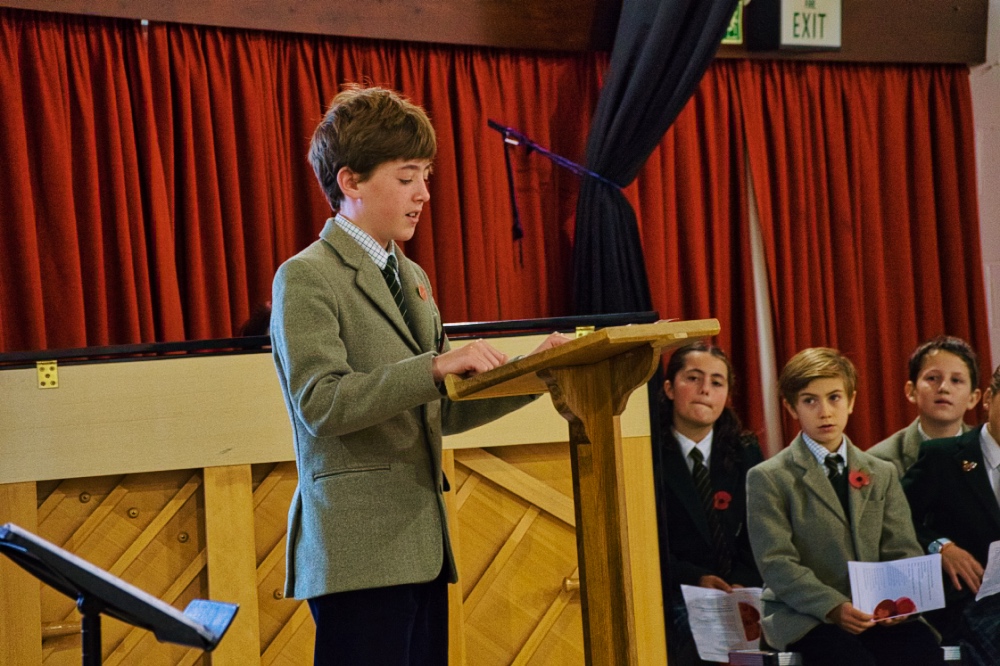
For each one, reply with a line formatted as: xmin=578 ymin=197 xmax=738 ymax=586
xmin=787 ymin=621 xmax=944 ymax=666
xmin=307 ymin=568 xmax=449 ymax=666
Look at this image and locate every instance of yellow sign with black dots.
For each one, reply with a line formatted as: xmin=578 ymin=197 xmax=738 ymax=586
xmin=37 ymin=361 xmax=58 ymax=389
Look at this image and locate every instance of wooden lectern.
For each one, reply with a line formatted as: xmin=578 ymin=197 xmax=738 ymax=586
xmin=446 ymin=318 xmax=721 ymax=665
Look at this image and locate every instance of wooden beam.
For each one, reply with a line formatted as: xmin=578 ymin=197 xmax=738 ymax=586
xmin=0 ymin=0 xmax=620 ymax=51
xmin=203 ymin=465 xmax=262 ymax=666
xmin=719 ymin=0 xmax=988 ymax=64
xmin=0 ymin=482 xmax=43 ymax=666
xmin=0 ymin=0 xmax=987 ymax=63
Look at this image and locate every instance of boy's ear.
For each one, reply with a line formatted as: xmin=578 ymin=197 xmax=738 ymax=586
xmin=663 ymin=379 xmax=675 ymax=401
xmin=846 ymin=390 xmax=857 ymax=414
xmin=967 ymin=387 xmax=983 ymax=411
xmin=337 ymin=167 xmax=361 ymax=199
xmin=904 ymin=380 xmax=918 ymax=405
xmin=782 ymin=398 xmax=799 ymax=421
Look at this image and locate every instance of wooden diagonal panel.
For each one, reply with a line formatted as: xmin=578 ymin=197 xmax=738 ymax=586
xmin=463 ymin=512 xmax=579 ymax=665
xmin=512 ymin=567 xmax=581 ymax=666
xmin=456 ymin=448 xmax=575 ymax=526
xmin=456 ymin=442 xmax=583 ymax=666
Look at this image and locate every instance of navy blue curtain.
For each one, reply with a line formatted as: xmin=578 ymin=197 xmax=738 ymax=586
xmin=573 ymin=0 xmax=740 ymax=314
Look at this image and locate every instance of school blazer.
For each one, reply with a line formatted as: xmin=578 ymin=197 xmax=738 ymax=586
xmin=870 ymin=418 xmax=972 ymax=478
xmin=654 ymin=432 xmax=763 ymax=593
xmin=271 ymin=220 xmax=534 ymax=600
xmin=902 ymin=425 xmax=1000 ymax=577
xmin=746 ymin=435 xmax=923 ymax=650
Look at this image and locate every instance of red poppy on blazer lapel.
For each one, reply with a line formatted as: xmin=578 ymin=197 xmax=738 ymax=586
xmin=849 ymin=468 xmax=871 ymax=489
xmin=713 ymin=490 xmax=732 ymax=510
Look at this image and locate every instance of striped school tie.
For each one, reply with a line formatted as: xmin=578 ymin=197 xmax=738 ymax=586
xmin=381 ymin=254 xmax=411 ymax=329
xmin=825 ymin=453 xmax=850 ymax=515
xmin=689 ymin=447 xmax=732 ymax=577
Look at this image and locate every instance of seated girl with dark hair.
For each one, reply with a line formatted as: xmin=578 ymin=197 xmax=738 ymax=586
xmin=652 ymin=341 xmax=763 ymax=665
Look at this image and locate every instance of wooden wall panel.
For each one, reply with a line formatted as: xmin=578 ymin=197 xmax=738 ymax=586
xmin=0 ymin=0 xmax=987 ymax=63
xmin=4 ymin=442 xmax=666 ymax=664
xmin=455 ymin=444 xmax=583 ymax=666
xmin=2 ymin=338 xmax=660 ymax=663
xmin=204 ymin=465 xmax=262 ymax=666
xmin=718 ymin=0 xmax=988 ymax=64
xmin=0 ymin=0 xmax=621 ymax=51
xmin=0 ymin=482 xmax=43 ymax=666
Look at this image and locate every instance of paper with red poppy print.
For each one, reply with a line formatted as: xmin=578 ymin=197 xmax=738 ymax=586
xmin=848 ymin=554 xmax=946 ymax=619
xmin=680 ymin=585 xmax=763 ymax=662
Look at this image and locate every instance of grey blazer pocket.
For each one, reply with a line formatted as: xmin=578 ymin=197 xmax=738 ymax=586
xmin=313 ymin=463 xmax=391 ymax=482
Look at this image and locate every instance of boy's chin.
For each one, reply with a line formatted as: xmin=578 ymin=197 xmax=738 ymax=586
xmin=394 ymin=227 xmax=417 ymax=243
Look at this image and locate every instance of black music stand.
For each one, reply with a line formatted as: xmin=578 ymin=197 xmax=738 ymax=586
xmin=0 ymin=523 xmax=238 ymax=666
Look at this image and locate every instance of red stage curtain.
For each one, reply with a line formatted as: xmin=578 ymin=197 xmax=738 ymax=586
xmin=737 ymin=60 xmax=992 ymax=448
xmin=632 ymin=60 xmax=764 ymax=438
xmin=0 ymin=10 xmax=756 ymax=375
xmin=0 ymin=10 xmax=609 ymax=349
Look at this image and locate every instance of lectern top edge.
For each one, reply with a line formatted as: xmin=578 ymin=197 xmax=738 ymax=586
xmin=445 ymin=318 xmax=720 ymax=401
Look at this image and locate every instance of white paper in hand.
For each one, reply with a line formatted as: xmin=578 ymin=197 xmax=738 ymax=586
xmin=680 ymin=585 xmax=763 ymax=663
xmin=848 ymin=554 xmax=945 ymax=620
xmin=975 ymin=540 xmax=1000 ymax=602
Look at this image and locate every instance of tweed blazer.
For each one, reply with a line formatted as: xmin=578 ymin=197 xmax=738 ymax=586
xmin=271 ymin=220 xmax=534 ymax=600
xmin=654 ymin=432 xmax=763 ymax=593
xmin=746 ymin=435 xmax=923 ymax=650
xmin=870 ymin=418 xmax=972 ymax=478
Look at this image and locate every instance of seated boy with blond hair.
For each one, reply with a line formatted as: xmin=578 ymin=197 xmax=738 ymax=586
xmin=870 ymin=335 xmax=981 ymax=478
xmin=747 ymin=347 xmax=943 ymax=665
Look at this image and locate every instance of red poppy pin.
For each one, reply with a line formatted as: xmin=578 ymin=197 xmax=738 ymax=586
xmin=417 ymin=284 xmax=428 ymax=301
xmin=713 ymin=490 xmax=732 ymax=510
xmin=849 ymin=469 xmax=871 ymax=489
xmin=962 ymin=460 xmax=978 ymax=472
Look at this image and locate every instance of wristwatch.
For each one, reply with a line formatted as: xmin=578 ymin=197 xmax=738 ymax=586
xmin=928 ymin=538 xmax=953 ymax=554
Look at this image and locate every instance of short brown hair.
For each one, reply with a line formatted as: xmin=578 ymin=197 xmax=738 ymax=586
xmin=907 ymin=335 xmax=979 ymax=388
xmin=779 ymin=347 xmax=858 ymax=406
xmin=308 ymin=85 xmax=437 ymax=211
xmin=989 ymin=364 xmax=1000 ymax=394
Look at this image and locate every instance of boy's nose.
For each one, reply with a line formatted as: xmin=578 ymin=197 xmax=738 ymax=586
xmin=416 ymin=180 xmax=430 ymax=201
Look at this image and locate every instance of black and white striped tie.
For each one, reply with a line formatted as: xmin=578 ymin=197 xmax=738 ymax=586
xmin=381 ymin=254 xmax=411 ymax=328
xmin=825 ymin=453 xmax=849 ymax=515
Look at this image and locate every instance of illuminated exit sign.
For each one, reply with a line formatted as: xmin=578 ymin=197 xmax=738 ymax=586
xmin=746 ymin=0 xmax=842 ymax=51
xmin=781 ymin=0 xmax=841 ymax=48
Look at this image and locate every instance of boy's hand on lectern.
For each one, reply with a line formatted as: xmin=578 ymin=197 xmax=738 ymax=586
xmin=432 ymin=340 xmax=508 ymax=382
xmin=528 ymin=332 xmax=574 ymax=355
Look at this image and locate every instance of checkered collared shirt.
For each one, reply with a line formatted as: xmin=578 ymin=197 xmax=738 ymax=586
xmin=333 ymin=214 xmax=399 ymax=280
xmin=803 ymin=432 xmax=847 ymax=474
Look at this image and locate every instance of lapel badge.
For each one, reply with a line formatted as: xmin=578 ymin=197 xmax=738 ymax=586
xmin=417 ymin=284 xmax=428 ymax=301
xmin=962 ymin=460 xmax=978 ymax=472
